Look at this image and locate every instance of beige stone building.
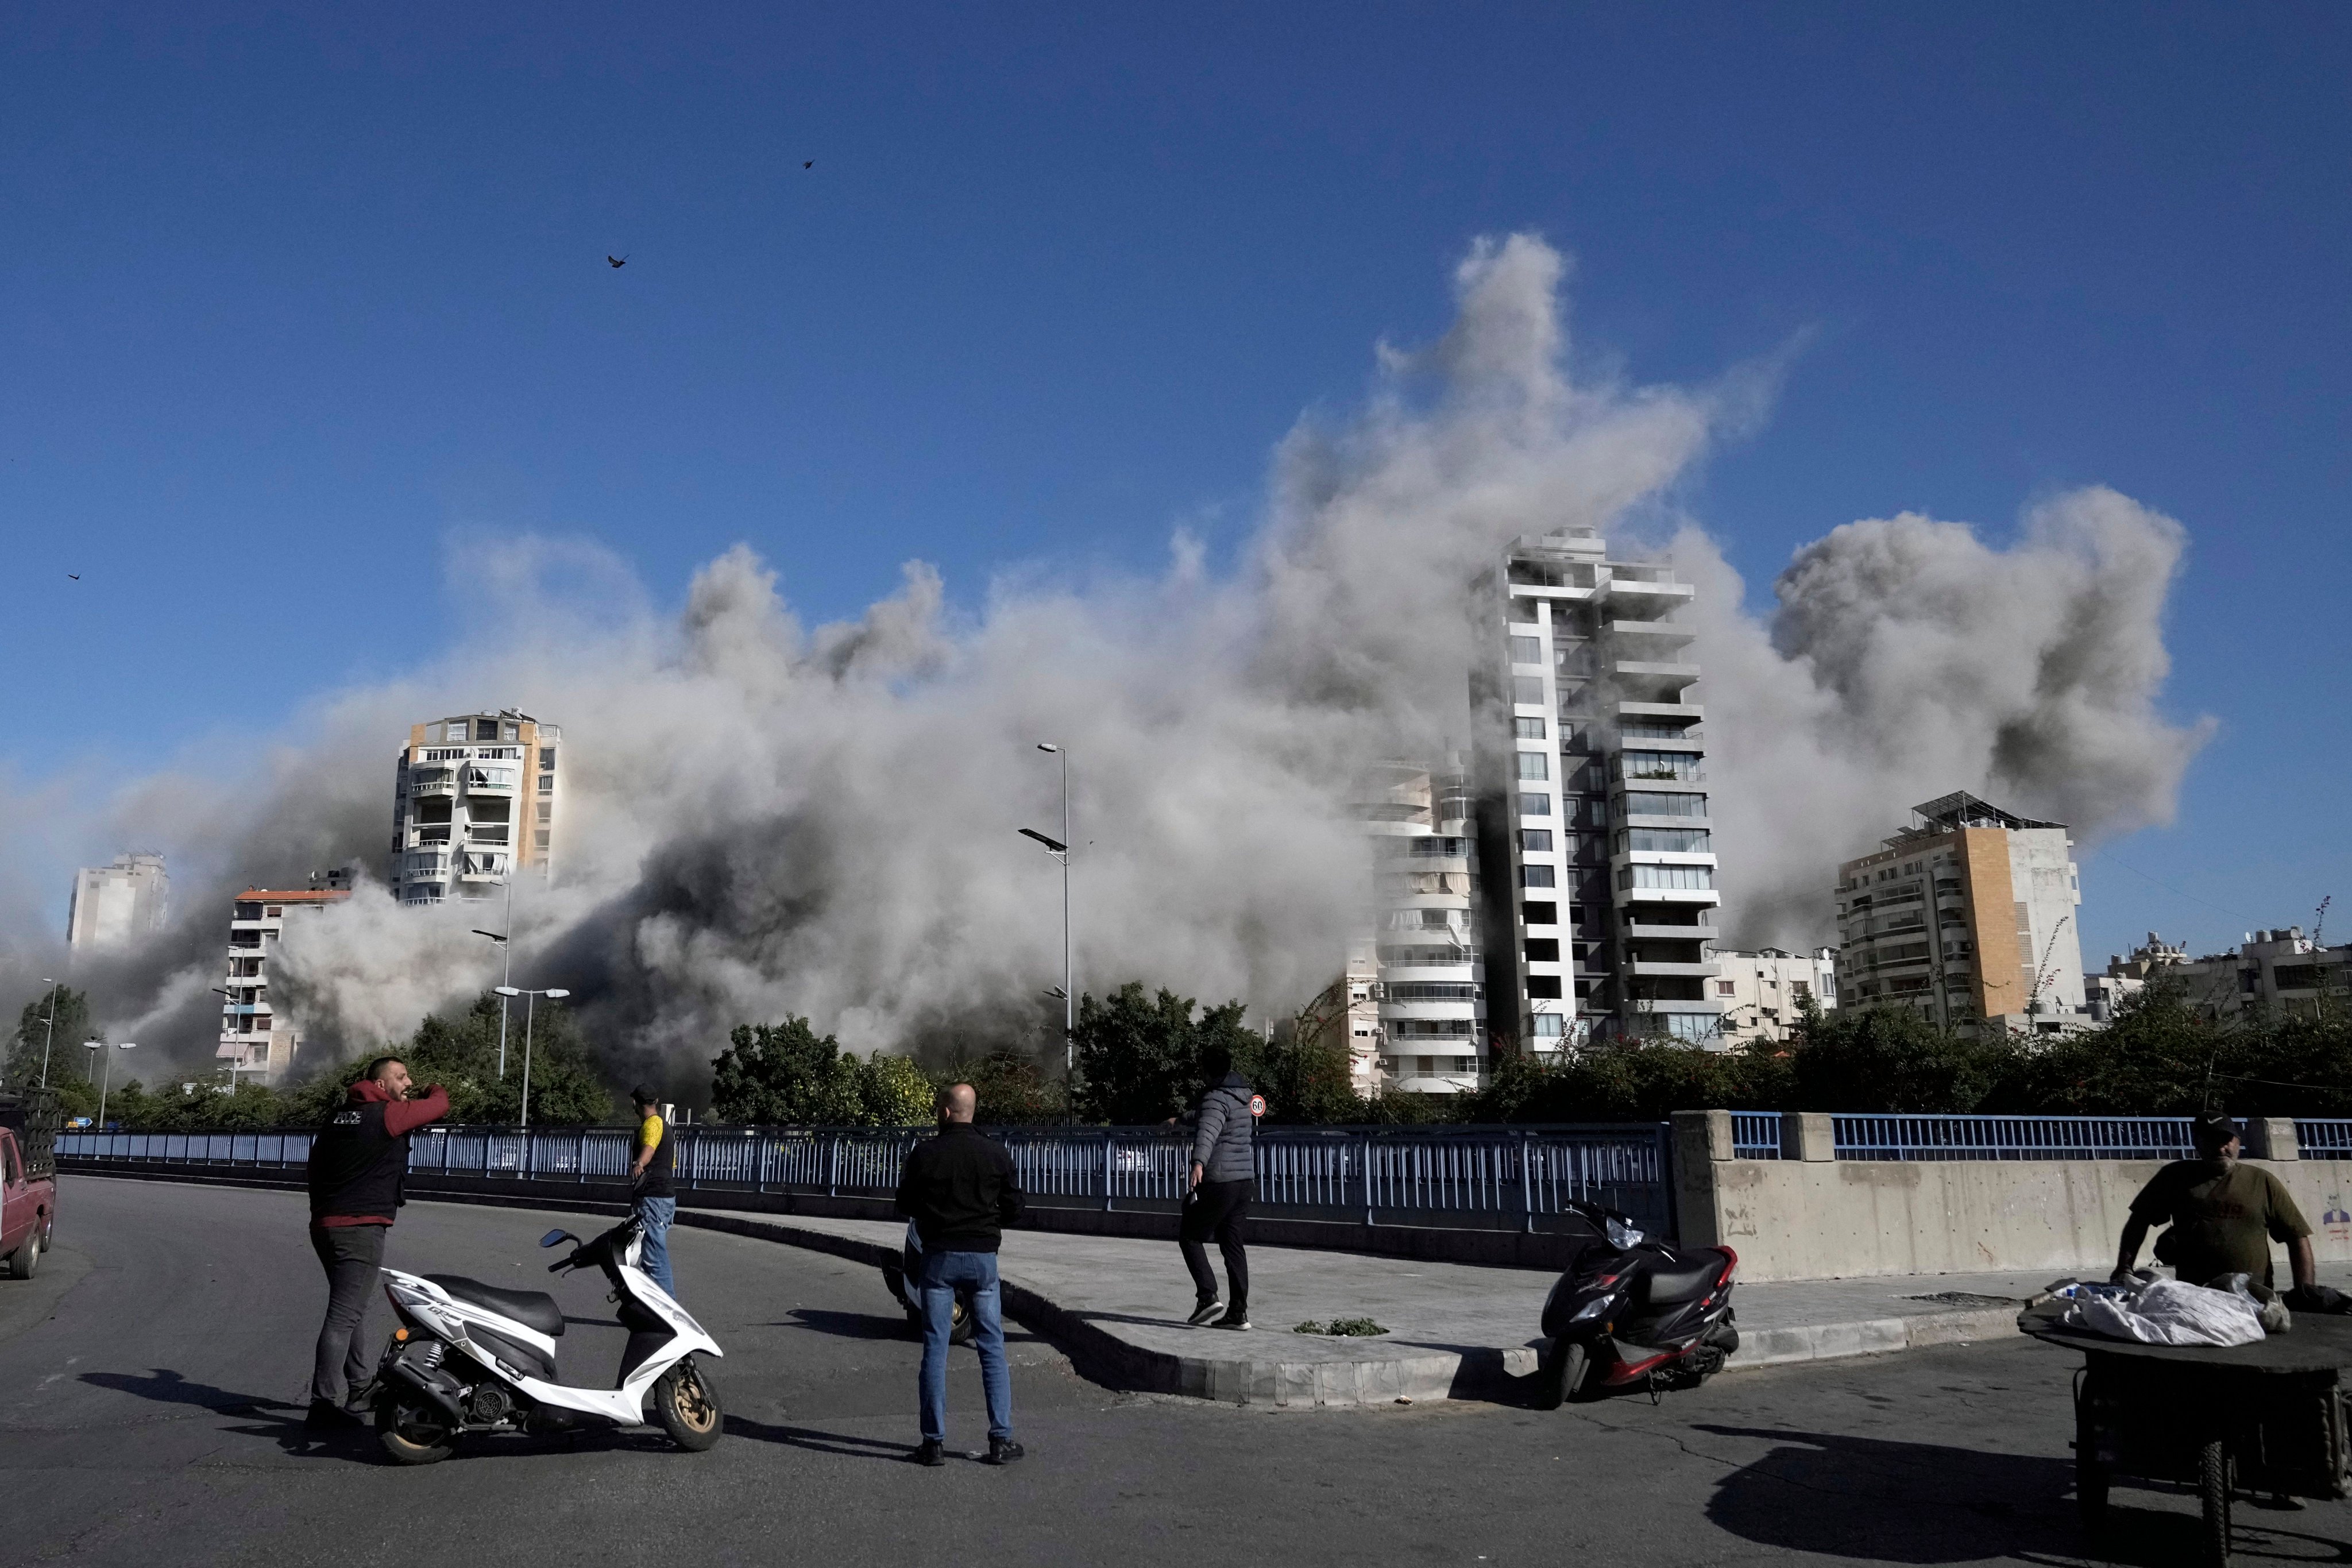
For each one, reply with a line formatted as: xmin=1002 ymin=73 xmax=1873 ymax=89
xmin=1834 ymin=791 xmax=2084 ymax=1034
xmin=216 ymin=875 xmax=351 ymax=1082
xmin=389 ymin=710 xmax=563 ymax=905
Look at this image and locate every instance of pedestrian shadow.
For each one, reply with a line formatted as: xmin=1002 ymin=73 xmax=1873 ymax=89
xmin=724 ymin=1411 xmax=922 ymax=1463
xmin=777 ymin=1308 xmax=913 ymax=1341
xmin=79 ymin=1368 xmax=299 ymax=1417
xmin=1689 ymin=1424 xmax=2352 ymax=1565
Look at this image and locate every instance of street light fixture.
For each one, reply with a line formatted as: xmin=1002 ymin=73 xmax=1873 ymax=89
xmin=37 ymin=978 xmax=60 ymax=1088
xmin=1025 ymin=741 xmax=1074 ymax=1074
xmin=492 ymin=986 xmax=570 ymax=1130
xmin=474 ymin=925 xmax=514 ymax=1077
xmin=96 ymin=1041 xmax=136 ymax=1127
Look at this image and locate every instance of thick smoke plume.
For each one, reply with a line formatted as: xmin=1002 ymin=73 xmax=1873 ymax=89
xmin=1 ymin=234 xmax=2209 ymax=1091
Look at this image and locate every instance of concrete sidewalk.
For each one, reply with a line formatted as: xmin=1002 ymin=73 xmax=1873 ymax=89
xmin=683 ymin=1208 xmax=2335 ymax=1410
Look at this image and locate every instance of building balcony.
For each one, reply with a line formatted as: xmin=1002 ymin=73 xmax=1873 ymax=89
xmin=412 ymin=826 xmax=453 ymax=845
xmin=1623 ymin=920 xmax=1713 ymax=939
xmin=1619 ymin=887 xmax=1720 ymax=906
xmin=1626 ymin=960 xmax=1721 ymax=979
xmin=1604 ymin=619 xmax=1694 ymax=649
xmin=1599 ymin=578 xmax=1694 ymax=608
xmin=410 ymin=776 xmax=458 ymax=797
xmin=468 ymin=825 xmax=512 ymax=845
xmin=1617 ymin=700 xmax=1704 ymax=723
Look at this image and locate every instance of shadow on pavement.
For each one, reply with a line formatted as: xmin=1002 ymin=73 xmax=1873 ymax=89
xmin=725 ymin=1411 xmax=920 ymax=1463
xmin=779 ymin=1308 xmax=915 ymax=1341
xmin=1691 ymin=1424 xmax=2352 ymax=1565
xmin=80 ymin=1368 xmax=299 ymax=1416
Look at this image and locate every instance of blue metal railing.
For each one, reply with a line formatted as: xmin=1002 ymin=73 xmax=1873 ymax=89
xmin=1830 ymin=1114 xmax=2196 ymax=1161
xmin=2295 ymin=1120 xmax=2352 ymax=1155
xmin=1730 ymin=1112 xmax=1782 ymax=1160
xmin=55 ymin=1121 xmax=1678 ymax=1238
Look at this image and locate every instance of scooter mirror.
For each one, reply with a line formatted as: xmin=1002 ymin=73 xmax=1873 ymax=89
xmin=539 ymin=1229 xmax=580 ymax=1249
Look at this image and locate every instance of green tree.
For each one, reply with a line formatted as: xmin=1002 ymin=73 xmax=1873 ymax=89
xmin=709 ymin=1019 xmax=934 ymax=1126
xmin=289 ymin=992 xmax=614 ymax=1126
xmin=933 ymin=1048 xmax=1068 ymax=1123
xmin=1069 ymin=983 xmax=1264 ymax=1125
xmin=6 ymin=986 xmax=96 ymax=1090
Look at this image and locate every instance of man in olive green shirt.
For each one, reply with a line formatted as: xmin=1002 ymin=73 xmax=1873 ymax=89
xmin=2116 ymin=1113 xmax=2316 ymax=1292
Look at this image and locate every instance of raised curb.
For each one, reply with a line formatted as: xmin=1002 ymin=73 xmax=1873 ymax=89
xmin=1728 ymin=1305 xmax=2021 ymax=1369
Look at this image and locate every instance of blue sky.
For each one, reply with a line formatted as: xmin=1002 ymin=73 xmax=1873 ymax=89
xmin=4 ymin=2 xmax=2346 ymax=965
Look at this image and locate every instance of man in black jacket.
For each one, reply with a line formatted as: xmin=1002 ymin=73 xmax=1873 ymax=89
xmin=894 ymin=1082 xmax=1024 ymax=1466
xmin=303 ymin=1056 xmax=449 ymax=1430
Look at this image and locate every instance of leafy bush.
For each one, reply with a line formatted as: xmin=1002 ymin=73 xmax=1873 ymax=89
xmin=710 ymin=1018 xmax=933 ymax=1126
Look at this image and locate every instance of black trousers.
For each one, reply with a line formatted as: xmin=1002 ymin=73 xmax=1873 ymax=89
xmin=1180 ymin=1178 xmax=1252 ymax=1311
xmin=309 ymin=1223 xmax=388 ymax=1405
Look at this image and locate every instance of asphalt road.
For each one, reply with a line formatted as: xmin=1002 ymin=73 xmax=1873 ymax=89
xmin=10 ymin=1179 xmax=2352 ymax=1567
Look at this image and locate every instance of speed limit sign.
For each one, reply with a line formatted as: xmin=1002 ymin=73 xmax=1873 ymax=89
xmin=1249 ymin=1094 xmax=1266 ymax=1118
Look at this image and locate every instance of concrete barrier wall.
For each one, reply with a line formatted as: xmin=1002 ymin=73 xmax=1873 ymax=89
xmin=1674 ymin=1111 xmax=2352 ymax=1283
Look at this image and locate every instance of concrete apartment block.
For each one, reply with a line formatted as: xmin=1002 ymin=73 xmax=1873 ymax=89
xmin=67 ymin=852 xmax=169 ymax=951
xmin=389 ymin=709 xmax=562 ymax=906
xmin=1354 ymin=760 xmax=1487 ymax=1094
xmin=216 ymin=874 xmax=351 ymax=1082
xmin=1472 ymin=528 xmax=1720 ymax=1051
xmin=1710 ymin=947 xmax=1838 ymax=1049
xmin=1834 ymin=791 xmax=2084 ymax=1036
xmin=2100 ymin=926 xmax=2350 ymax=1024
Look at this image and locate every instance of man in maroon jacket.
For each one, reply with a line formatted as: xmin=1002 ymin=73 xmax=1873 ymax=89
xmin=303 ymin=1056 xmax=448 ymax=1429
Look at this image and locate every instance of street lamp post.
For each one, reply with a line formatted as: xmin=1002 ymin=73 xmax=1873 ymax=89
xmin=1024 ymin=741 xmax=1073 ymax=1073
xmin=493 ymin=986 xmax=570 ymax=1129
xmin=96 ymin=1041 xmax=136 ymax=1127
xmin=37 ymin=978 xmax=60 ymax=1088
xmin=210 ymin=987 xmax=246 ymax=1087
xmin=474 ymin=920 xmax=514 ymax=1077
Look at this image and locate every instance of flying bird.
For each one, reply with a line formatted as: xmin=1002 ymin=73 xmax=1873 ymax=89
xmin=607 ymin=254 xmax=628 ymax=268
xmin=67 ymin=573 xmax=80 ymax=580
xmin=802 ymin=160 xmax=813 ymax=169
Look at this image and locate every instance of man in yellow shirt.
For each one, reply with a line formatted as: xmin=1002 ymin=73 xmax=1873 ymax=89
xmin=628 ymin=1086 xmax=677 ymax=1295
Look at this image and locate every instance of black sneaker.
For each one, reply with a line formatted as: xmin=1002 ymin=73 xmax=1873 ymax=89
xmin=1186 ymin=1298 xmax=1225 ymax=1327
xmin=1211 ymin=1314 xmax=1252 ymax=1331
xmin=304 ymin=1399 xmax=365 ymax=1431
xmin=911 ymin=1439 xmax=946 ymax=1467
xmin=985 ymin=1436 xmax=1026 ymax=1465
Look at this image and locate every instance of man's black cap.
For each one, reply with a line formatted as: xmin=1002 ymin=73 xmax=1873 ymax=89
xmin=629 ymin=1084 xmax=659 ymax=1105
xmin=2193 ymin=1112 xmax=2242 ymax=1152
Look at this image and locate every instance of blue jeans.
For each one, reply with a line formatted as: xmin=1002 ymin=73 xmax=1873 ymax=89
xmin=634 ymin=1194 xmax=677 ymax=1295
xmin=919 ymin=1249 xmax=1010 ymax=1445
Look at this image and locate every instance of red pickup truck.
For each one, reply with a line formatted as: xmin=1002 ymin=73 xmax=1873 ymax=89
xmin=0 ymin=1090 xmax=59 ymax=1280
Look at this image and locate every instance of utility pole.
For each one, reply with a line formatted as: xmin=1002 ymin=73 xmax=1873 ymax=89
xmin=37 ymin=978 xmax=60 ymax=1088
xmin=475 ymin=878 xmax=515 ymax=1077
xmin=1026 ymin=742 xmax=1073 ymax=1074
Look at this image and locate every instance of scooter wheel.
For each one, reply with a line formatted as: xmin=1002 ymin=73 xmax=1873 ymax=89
xmin=376 ymin=1392 xmax=457 ymax=1465
xmin=1534 ymin=1339 xmax=1588 ymax=1411
xmin=949 ymin=1295 xmax=976 ymax=1347
xmin=653 ymin=1357 xmax=723 ymax=1452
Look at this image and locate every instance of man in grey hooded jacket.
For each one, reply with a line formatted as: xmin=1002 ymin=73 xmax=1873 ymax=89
xmin=1179 ymin=1044 xmax=1256 ymax=1329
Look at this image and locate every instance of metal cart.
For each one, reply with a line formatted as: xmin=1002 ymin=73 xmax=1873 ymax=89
xmin=2020 ymin=1299 xmax=2352 ymax=1565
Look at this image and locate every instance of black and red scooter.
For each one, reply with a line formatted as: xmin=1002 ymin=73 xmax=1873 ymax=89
xmin=1533 ymin=1199 xmax=1739 ymax=1408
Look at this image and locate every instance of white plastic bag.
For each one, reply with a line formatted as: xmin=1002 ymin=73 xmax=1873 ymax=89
xmin=2072 ymin=1277 xmax=2266 ymax=1347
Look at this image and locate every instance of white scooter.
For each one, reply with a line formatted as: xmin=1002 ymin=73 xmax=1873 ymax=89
xmin=370 ymin=1216 xmax=724 ymax=1464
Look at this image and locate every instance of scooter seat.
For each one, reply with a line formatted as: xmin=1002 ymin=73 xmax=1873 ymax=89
xmin=1640 ymin=1256 xmax=1725 ymax=1307
xmin=426 ymin=1275 xmax=566 ymax=1337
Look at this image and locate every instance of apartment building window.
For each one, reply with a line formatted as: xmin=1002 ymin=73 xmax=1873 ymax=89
xmin=535 ymin=802 xmax=553 ymax=823
xmin=503 ymin=721 xmax=520 ymax=742
xmin=1526 ymin=976 xmax=1562 ymax=999
xmin=1531 ymin=1015 xmax=1566 ymax=1038
xmin=1623 ymin=828 xmax=1712 ymax=853
xmin=538 ymin=773 xmax=554 ymax=794
xmin=534 ymin=831 xmax=552 ymax=852
xmin=1521 ymin=864 xmax=1556 ymax=888
xmin=1514 ymin=717 xmax=1546 ymax=739
xmin=1511 ymin=676 xmax=1544 ymax=705
xmin=1717 ymin=980 xmax=1736 ymax=997
xmin=539 ymin=747 xmax=556 ymax=771
xmin=1519 ymin=829 xmax=1552 ymax=852
xmin=1621 ymin=864 xmax=1714 ymax=891
xmin=1517 ymin=792 xmax=1551 ymax=817
xmin=1621 ymin=751 xmax=1700 ymax=782
xmin=1623 ymin=790 xmax=1705 ymax=818
xmin=1522 ymin=900 xmax=1558 ymax=924
xmin=1509 ymin=635 xmax=1544 ymax=665
xmin=1516 ymin=752 xmax=1549 ymax=781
